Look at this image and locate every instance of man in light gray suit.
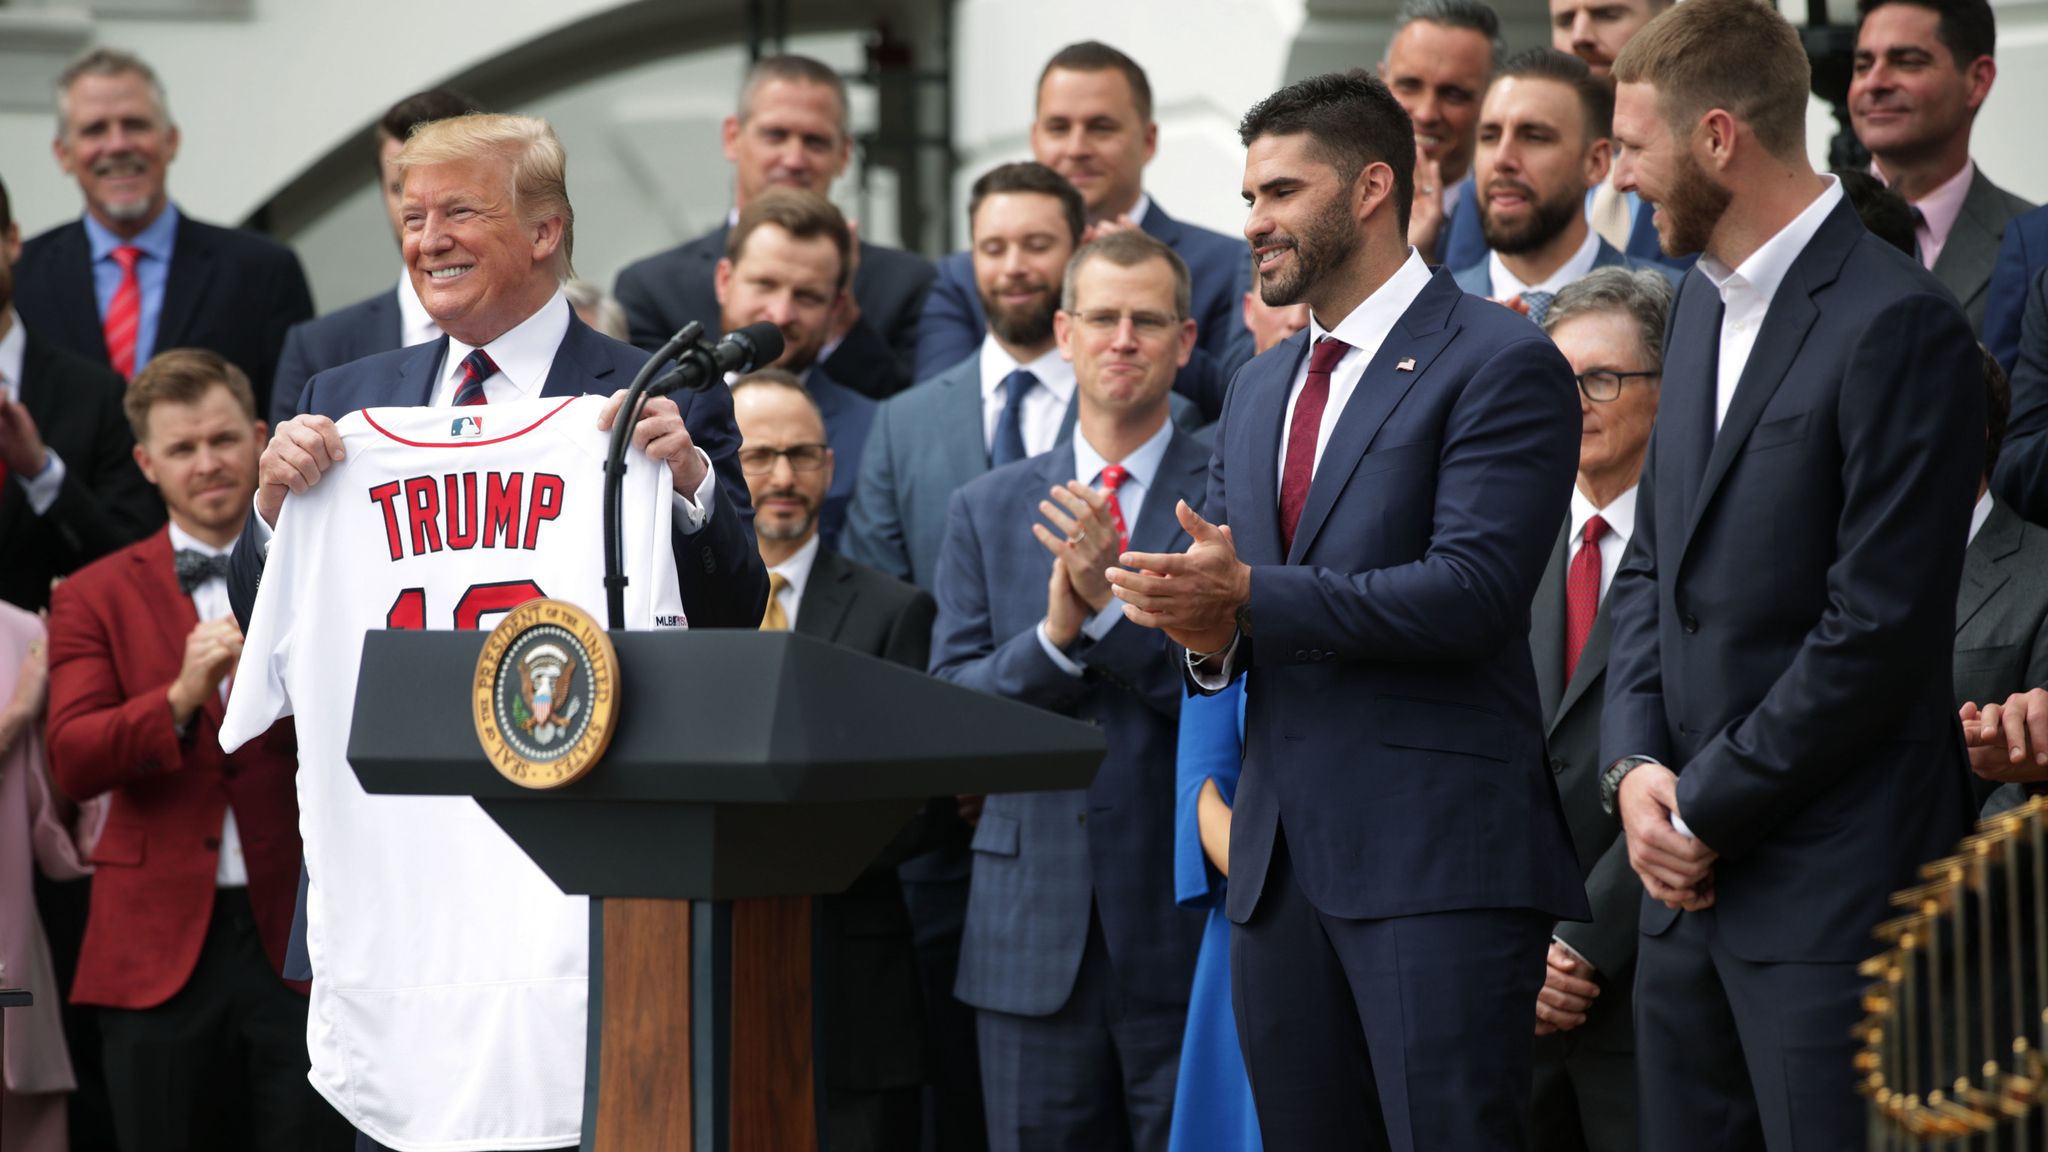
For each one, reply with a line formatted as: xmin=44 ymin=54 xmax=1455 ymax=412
xmin=1850 ymin=0 xmax=2032 ymax=331
xmin=1526 ymin=266 xmax=1669 ymax=1152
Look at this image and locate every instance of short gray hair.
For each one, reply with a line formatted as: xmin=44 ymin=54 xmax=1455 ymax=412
xmin=1391 ymin=0 xmax=1507 ymax=72
xmin=736 ymin=55 xmax=849 ymax=136
xmin=563 ymin=279 xmax=628 ymax=341
xmin=1541 ymin=266 xmax=1676 ymax=368
xmin=56 ymin=48 xmax=171 ymax=137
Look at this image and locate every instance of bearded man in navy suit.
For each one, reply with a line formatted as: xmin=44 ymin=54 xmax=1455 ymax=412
xmin=1112 ymin=71 xmax=1585 ymax=1150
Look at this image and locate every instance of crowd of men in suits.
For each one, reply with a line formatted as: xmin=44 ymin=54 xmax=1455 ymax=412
xmin=5 ymin=0 xmax=2048 ymax=1147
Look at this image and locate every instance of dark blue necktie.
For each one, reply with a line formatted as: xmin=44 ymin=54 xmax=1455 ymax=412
xmin=990 ymin=369 xmax=1037 ymax=466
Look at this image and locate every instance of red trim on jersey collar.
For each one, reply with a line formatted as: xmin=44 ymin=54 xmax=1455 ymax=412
xmin=360 ymin=397 xmax=579 ymax=447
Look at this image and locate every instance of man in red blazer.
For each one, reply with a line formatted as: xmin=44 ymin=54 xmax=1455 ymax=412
xmin=45 ymin=349 xmax=346 ymax=1151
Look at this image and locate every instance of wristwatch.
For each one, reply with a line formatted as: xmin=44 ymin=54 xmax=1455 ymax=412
xmin=1599 ymin=756 xmax=1658 ymax=816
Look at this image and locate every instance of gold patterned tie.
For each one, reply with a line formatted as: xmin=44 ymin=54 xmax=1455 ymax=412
xmin=760 ymin=571 xmax=790 ymax=632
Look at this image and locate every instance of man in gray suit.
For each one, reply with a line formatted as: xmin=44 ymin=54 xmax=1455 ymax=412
xmin=1527 ymin=266 xmax=1671 ymax=1152
xmin=1850 ymin=0 xmax=2032 ymax=331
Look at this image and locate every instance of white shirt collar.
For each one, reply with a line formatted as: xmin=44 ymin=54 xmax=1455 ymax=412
xmin=1127 ymin=192 xmax=1152 ymax=228
xmin=1072 ymin=413 xmax=1174 ymax=492
xmin=978 ymin=331 xmax=1078 ymax=407
xmin=0 ymin=309 xmax=24 ymax=401
xmin=441 ymin=290 xmax=572 ymax=402
xmin=1697 ymin=175 xmax=1845 ymax=312
xmin=769 ymin=533 xmax=822 ymax=610
xmin=1442 ymin=173 xmax=1471 ymax=218
xmin=167 ymin=520 xmax=236 ymax=559
xmin=1570 ymin=483 xmax=1637 ymax=547
xmin=395 ymin=272 xmax=440 ymax=348
xmin=1488 ymin=227 xmax=1602 ymax=299
xmin=1307 ymin=248 xmax=1436 ymax=351
xmin=1967 ymin=489 xmax=1994 ymax=547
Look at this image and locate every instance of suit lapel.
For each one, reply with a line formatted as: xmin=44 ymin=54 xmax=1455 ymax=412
xmin=129 ymin=529 xmax=202 ymax=698
xmin=1127 ymin=430 xmax=1210 ymax=554
xmin=1591 ymin=238 xmax=1626 ymax=270
xmin=1957 ymin=500 xmax=2020 ymax=635
xmin=1663 ymin=274 xmax=1721 ymax=522
xmin=397 ymin=337 xmax=449 ymax=406
xmin=941 ymin=360 xmax=991 ymax=482
xmin=1288 ymin=271 xmax=1460 ymax=564
xmin=542 ymin=307 xmax=616 ymax=398
xmin=1237 ymin=334 xmax=1305 ymax=566
xmin=1531 ymin=526 xmax=1569 ymax=723
xmin=158 ymin=216 xmax=214 ymax=351
xmin=793 ymin=549 xmax=855 ymax=643
xmin=1930 ymin=171 xmax=2003 ymax=307
xmin=50 ymin=224 xmax=106 ymax=358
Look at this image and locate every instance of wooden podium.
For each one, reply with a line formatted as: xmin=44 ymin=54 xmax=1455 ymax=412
xmin=346 ymin=629 xmax=1104 ymax=1151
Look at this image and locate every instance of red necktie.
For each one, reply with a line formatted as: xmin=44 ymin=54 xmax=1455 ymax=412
xmin=1099 ymin=464 xmax=1129 ymax=551
xmin=104 ymin=245 xmax=143 ymax=379
xmin=1280 ymin=337 xmax=1351 ymax=553
xmin=453 ymin=348 xmax=499 ymax=406
xmin=1564 ymin=514 xmax=1609 ymax=681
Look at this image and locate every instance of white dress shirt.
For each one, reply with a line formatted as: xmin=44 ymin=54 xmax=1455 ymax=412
xmin=168 ymin=521 xmax=248 ymax=888
xmin=978 ymin=332 xmax=1079 ymax=458
xmin=1038 ymin=418 xmax=1175 ymax=675
xmin=0 ymin=310 xmax=68 ymax=516
xmin=766 ymin=534 xmax=821 ymax=631
xmin=1967 ymin=490 xmax=1993 ymax=547
xmin=1568 ymin=484 xmax=1638 ymax=603
xmin=1191 ymin=250 xmax=1437 ymax=687
xmin=395 ymin=273 xmax=441 ymax=349
xmin=1487 ymin=228 xmax=1602 ymax=300
xmin=1696 ymin=176 xmax=1845 ymax=431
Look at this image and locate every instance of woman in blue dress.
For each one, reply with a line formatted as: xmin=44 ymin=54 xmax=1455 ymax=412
xmin=1166 ymin=679 xmax=1261 ymax=1151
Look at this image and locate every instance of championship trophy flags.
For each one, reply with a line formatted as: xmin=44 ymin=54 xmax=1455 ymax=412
xmin=346 ymin=621 xmax=1108 ymax=1152
xmin=1861 ymin=796 xmax=2048 ymax=1147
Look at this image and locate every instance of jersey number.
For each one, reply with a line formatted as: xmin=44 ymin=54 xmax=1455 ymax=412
xmin=385 ymin=580 xmax=548 ymax=631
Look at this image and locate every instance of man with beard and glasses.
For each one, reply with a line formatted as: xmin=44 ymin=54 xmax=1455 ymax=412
xmin=13 ymin=49 xmax=312 ymax=419
xmin=1107 ymin=71 xmax=1584 ymax=1150
xmin=714 ymin=187 xmax=874 ymax=550
xmin=1601 ymin=0 xmax=1982 ymax=1146
xmin=732 ymin=370 xmax=937 ymax=1152
xmin=1453 ymin=49 xmax=1677 ymax=320
xmin=1850 ymin=0 xmax=2029 ymax=332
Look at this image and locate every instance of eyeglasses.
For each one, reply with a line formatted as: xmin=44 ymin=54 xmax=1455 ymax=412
xmin=738 ymin=443 xmax=830 ymax=475
xmin=1575 ymin=369 xmax=1661 ymax=403
xmin=1069 ymin=309 xmax=1179 ymax=335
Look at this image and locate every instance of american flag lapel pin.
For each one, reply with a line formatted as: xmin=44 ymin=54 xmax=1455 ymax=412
xmin=1396 ymin=357 xmax=1416 ymax=372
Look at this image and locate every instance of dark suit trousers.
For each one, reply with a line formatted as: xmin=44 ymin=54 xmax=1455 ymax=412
xmin=96 ymin=888 xmax=349 ymax=1152
xmin=1529 ymin=1030 xmax=1635 ymax=1152
xmin=976 ymin=910 xmax=1186 ymax=1152
xmin=1634 ymin=909 xmax=1864 ymax=1151
xmin=1230 ymin=831 xmax=1550 ymax=1152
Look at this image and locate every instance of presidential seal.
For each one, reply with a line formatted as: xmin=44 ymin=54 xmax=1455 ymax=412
xmin=472 ymin=599 xmax=619 ymax=789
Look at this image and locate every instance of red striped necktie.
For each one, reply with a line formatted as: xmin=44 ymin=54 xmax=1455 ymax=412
xmin=453 ymin=348 xmax=499 ymax=406
xmin=1099 ymin=464 xmax=1130 ymax=551
xmin=104 ymin=245 xmax=143 ymax=379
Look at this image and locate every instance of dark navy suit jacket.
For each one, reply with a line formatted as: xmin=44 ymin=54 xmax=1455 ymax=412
xmin=1450 ymin=235 xmax=1679 ymax=297
xmin=614 ymin=224 xmax=934 ymax=398
xmin=270 ymin=288 xmax=402 ymax=427
xmin=801 ymin=367 xmax=874 ymax=553
xmin=1442 ymin=181 xmax=1695 ymax=274
xmin=931 ymin=429 xmax=1208 ymax=1015
xmin=13 ymin=214 xmax=313 ymax=418
xmin=1984 ymin=204 xmax=2048 ymax=375
xmin=1205 ymin=268 xmax=1588 ymax=928
xmin=912 ymin=200 xmax=1250 ymax=421
xmin=227 ymin=304 xmax=768 ymax=633
xmin=1601 ymin=198 xmax=1980 ymax=962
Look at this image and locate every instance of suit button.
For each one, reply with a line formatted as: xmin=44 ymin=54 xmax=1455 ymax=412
xmin=1681 ymin=614 xmax=1699 ymax=634
xmin=1076 ymin=814 xmax=1086 ymax=827
xmin=1295 ymin=649 xmax=1308 ymax=660
xmin=203 ymin=836 xmax=221 ymax=851
xmin=1550 ymin=758 xmax=1567 ymax=775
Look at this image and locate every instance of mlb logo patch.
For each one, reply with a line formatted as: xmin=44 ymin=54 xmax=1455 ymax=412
xmin=450 ymin=415 xmax=484 ymax=438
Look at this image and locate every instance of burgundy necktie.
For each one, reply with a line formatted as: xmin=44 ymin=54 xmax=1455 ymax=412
xmin=1280 ymin=337 xmax=1351 ymax=553
xmin=1099 ymin=464 xmax=1130 ymax=551
xmin=453 ymin=348 xmax=499 ymax=406
xmin=104 ymin=245 xmax=143 ymax=379
xmin=1565 ymin=514 xmax=1609 ymax=681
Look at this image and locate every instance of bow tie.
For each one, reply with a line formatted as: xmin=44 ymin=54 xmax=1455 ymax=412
xmin=175 ymin=549 xmax=230 ymax=594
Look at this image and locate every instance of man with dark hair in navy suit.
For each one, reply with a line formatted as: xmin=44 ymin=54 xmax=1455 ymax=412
xmin=268 ymin=87 xmax=479 ymax=427
xmin=614 ymin=54 xmax=934 ymax=398
xmin=1601 ymin=0 xmax=1981 ymax=1145
xmin=932 ymin=228 xmax=1206 ymax=1152
xmin=13 ymin=48 xmax=313 ymax=419
xmin=913 ymin=42 xmax=1249 ymax=421
xmin=1111 ymin=70 xmax=1585 ymax=1150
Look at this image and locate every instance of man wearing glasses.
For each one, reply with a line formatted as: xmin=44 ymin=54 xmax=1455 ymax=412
xmin=1525 ymin=264 xmax=1670 ymax=1152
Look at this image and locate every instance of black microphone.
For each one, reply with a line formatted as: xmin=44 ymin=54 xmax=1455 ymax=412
xmin=647 ymin=322 xmax=787 ymax=395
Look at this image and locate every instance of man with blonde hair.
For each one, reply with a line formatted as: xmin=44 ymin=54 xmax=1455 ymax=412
xmin=221 ymin=112 xmax=766 ymax=1152
xmin=1600 ymin=0 xmax=1982 ymax=1145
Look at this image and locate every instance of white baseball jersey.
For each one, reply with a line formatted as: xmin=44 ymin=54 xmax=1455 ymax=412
xmin=221 ymin=395 xmax=685 ymax=1151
